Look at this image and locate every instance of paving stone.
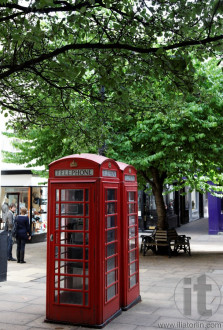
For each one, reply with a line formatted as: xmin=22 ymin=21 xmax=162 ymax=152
xmin=0 ymin=311 xmax=40 ymax=326
xmin=0 ymin=300 xmax=27 ymax=312
xmin=26 ymin=316 xmax=74 ymax=329
xmin=112 ymin=312 xmax=160 ymax=327
xmin=1 ymin=218 xmax=223 ymax=330
xmin=16 ymin=304 xmax=46 ymax=315
xmin=0 ymin=323 xmax=30 ymax=330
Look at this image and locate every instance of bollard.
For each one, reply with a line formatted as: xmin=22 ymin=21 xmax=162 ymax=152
xmin=0 ymin=230 xmax=8 ymax=282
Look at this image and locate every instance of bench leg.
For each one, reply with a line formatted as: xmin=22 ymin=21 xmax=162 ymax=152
xmin=188 ymin=245 xmax=191 ymax=256
xmin=143 ymin=243 xmax=147 ymax=256
xmin=168 ymin=245 xmax=172 ymax=258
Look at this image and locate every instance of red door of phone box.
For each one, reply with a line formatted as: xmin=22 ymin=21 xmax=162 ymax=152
xmin=46 ymin=154 xmax=122 ymax=328
xmin=117 ymin=161 xmax=141 ymax=310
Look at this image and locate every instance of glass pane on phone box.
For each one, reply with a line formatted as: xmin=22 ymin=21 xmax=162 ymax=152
xmin=85 ymin=248 xmax=89 ymax=260
xmin=61 ymin=189 xmax=84 ymax=202
xmin=56 ymin=204 xmax=59 ymax=215
xmin=61 ymin=218 xmax=84 ymax=230
xmin=85 ymin=262 xmax=89 ymax=275
xmin=61 ymin=204 xmax=84 ymax=216
xmin=56 ymin=217 xmax=59 ymax=229
xmin=107 ymin=229 xmax=115 ymax=243
xmin=69 ymin=232 xmax=84 ymax=245
xmin=60 ymin=291 xmax=83 ymax=305
xmin=85 ymin=219 xmax=89 ymax=231
xmin=60 ymin=231 xmax=66 ymax=243
xmin=107 ymin=285 xmax=116 ymax=301
xmin=60 ymin=246 xmax=66 ymax=258
xmin=54 ymin=290 xmax=58 ymax=303
xmin=60 ymin=262 xmax=83 ymax=275
xmin=85 ymin=189 xmax=89 ymax=201
xmin=129 ymin=216 xmax=135 ymax=226
xmin=129 ymin=239 xmax=136 ymax=249
xmin=56 ymin=189 xmax=59 ymax=201
xmin=55 ymin=260 xmax=58 ymax=271
xmin=107 ymin=216 xmax=116 ymax=228
xmin=130 ymin=262 xmax=136 ymax=275
xmin=55 ymin=275 xmax=58 ymax=288
xmin=85 ymin=278 xmax=89 ymax=290
xmin=130 ymin=275 xmax=137 ymax=288
xmin=85 ymin=233 xmax=89 ymax=245
xmin=60 ymin=260 xmax=65 ymax=267
xmin=60 ymin=276 xmax=83 ymax=290
xmin=129 ymin=250 xmax=136 ymax=262
xmin=128 ymin=191 xmax=135 ymax=202
xmin=128 ymin=203 xmax=135 ymax=214
xmin=107 ymin=257 xmax=115 ymax=271
xmin=63 ymin=247 xmax=83 ymax=260
xmin=107 ymin=189 xmax=115 ymax=201
xmin=85 ymin=204 xmax=89 ymax=216
xmin=55 ymin=246 xmax=59 ymax=258
xmin=107 ymin=270 xmax=116 ymax=286
xmin=129 ymin=227 xmax=135 ymax=238
xmin=107 ymin=203 xmax=115 ymax=214
xmin=107 ymin=243 xmax=115 ymax=257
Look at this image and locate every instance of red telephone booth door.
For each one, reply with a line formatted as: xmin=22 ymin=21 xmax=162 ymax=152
xmin=125 ymin=187 xmax=140 ymax=307
xmin=46 ymin=182 xmax=96 ymax=325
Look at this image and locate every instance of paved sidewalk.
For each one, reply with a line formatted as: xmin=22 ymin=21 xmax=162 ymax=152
xmin=0 ymin=218 xmax=223 ymax=330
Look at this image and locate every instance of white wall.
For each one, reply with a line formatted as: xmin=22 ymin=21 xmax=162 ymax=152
xmin=0 ymin=113 xmax=47 ymax=190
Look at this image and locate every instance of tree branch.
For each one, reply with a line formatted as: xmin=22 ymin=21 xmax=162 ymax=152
xmin=0 ymin=33 xmax=223 ymax=80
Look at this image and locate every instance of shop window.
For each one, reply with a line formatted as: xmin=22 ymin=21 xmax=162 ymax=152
xmin=32 ymin=187 xmax=48 ymax=235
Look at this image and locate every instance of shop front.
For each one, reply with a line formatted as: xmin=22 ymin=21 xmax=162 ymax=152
xmin=1 ymin=170 xmax=47 ymax=241
xmin=138 ymin=185 xmax=207 ymax=231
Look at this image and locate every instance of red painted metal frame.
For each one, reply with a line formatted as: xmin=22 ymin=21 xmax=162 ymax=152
xmin=46 ymin=154 xmax=122 ymax=327
xmin=117 ymin=162 xmax=141 ymax=310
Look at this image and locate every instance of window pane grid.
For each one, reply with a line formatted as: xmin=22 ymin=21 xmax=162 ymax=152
xmin=127 ymin=191 xmax=139 ymax=289
xmin=105 ymin=280 xmax=118 ymax=290
xmin=54 ymin=188 xmax=90 ymax=307
xmin=105 ymin=188 xmax=118 ymax=303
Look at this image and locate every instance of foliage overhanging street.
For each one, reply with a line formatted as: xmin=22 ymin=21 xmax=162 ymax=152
xmin=2 ymin=1 xmax=223 ymax=228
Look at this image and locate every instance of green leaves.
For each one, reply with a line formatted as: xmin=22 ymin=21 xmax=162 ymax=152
xmin=1 ymin=1 xmax=223 ymax=196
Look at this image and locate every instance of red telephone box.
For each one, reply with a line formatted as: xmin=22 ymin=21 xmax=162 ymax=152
xmin=117 ymin=162 xmax=141 ymax=310
xmin=46 ymin=154 xmax=122 ymax=327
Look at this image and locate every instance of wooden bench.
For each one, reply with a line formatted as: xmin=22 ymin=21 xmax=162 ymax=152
xmin=141 ymin=229 xmax=191 ymax=257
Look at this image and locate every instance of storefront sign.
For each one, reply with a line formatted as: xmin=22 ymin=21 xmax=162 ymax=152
xmin=102 ymin=170 xmax=117 ymax=177
xmin=124 ymin=175 xmax=135 ymax=181
xmin=55 ymin=169 xmax=94 ymax=176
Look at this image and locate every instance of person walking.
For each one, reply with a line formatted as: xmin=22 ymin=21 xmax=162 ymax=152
xmin=5 ymin=203 xmax=17 ymax=261
xmin=16 ymin=207 xmax=31 ymax=263
xmin=1 ymin=197 xmax=9 ymax=230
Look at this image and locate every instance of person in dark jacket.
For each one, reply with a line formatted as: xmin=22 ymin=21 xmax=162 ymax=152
xmin=16 ymin=207 xmax=31 ymax=263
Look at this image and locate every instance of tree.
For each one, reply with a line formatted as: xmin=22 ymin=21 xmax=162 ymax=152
xmin=1 ymin=0 xmax=223 ymax=126
xmin=106 ymin=59 xmax=223 ymax=229
xmin=4 ymin=59 xmax=223 ymax=229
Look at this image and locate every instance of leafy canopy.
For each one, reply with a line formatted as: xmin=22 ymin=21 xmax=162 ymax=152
xmin=1 ymin=0 xmax=223 ymax=126
xmin=4 ymin=59 xmax=223 ymax=195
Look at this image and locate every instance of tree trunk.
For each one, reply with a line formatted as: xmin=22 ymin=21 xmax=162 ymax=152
xmin=150 ymin=167 xmax=168 ymax=230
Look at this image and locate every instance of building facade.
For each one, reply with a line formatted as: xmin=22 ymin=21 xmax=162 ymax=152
xmin=138 ymin=186 xmax=208 ymax=231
